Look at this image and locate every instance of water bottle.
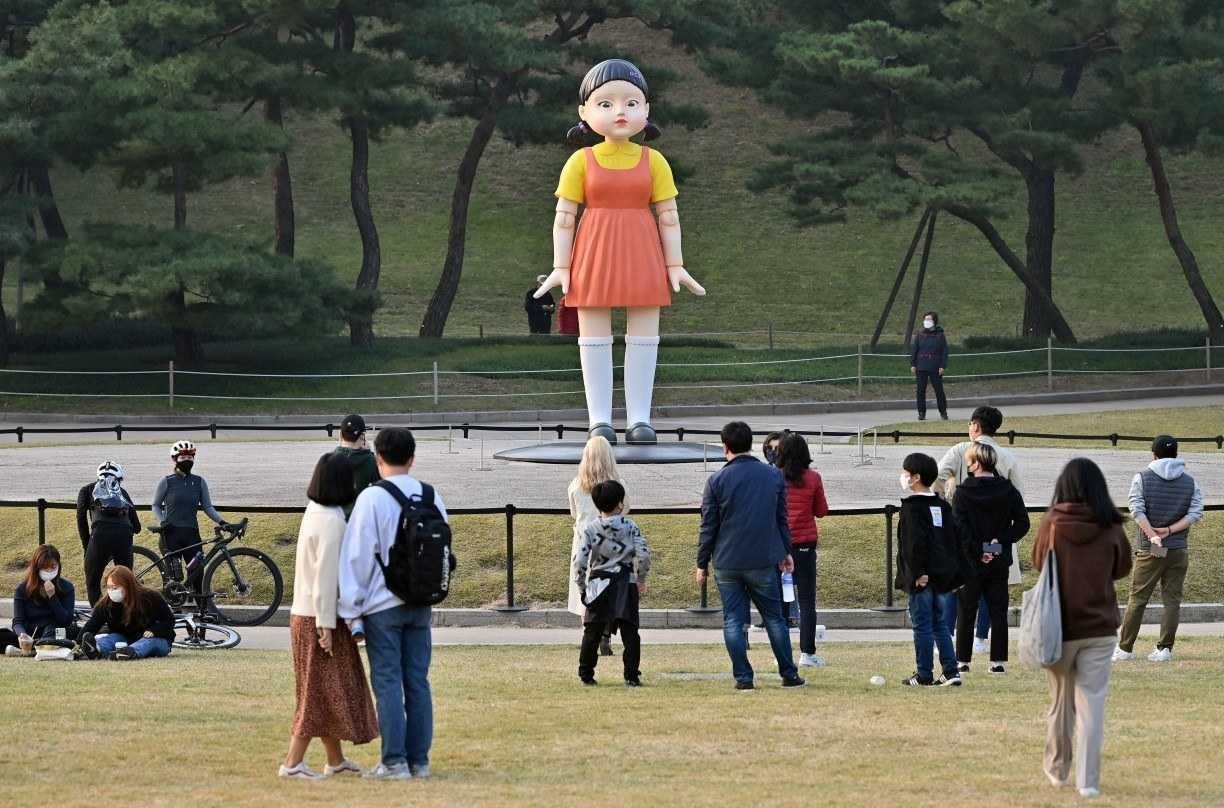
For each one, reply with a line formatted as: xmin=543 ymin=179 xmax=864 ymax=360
xmin=781 ymin=571 xmax=795 ymax=603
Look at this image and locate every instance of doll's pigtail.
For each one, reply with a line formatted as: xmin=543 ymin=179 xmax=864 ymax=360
xmin=566 ymin=120 xmax=595 ymax=146
xmin=642 ymin=119 xmax=662 ymax=141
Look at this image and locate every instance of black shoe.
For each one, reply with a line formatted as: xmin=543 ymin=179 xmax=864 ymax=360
xmin=989 ymin=663 xmax=1006 ymax=675
xmin=112 ymin=646 xmax=138 ymax=661
xmin=939 ymin=412 xmax=949 ymax=421
xmin=599 ymin=636 xmax=614 ymax=656
xmin=781 ymin=675 xmax=807 ymax=688
xmin=937 ymin=673 xmax=963 ymax=687
xmin=588 ymin=423 xmax=617 ymax=445
xmin=957 ymin=662 xmax=970 ymax=673
xmin=625 ymin=422 xmax=657 ymax=445
xmin=734 ymin=681 xmax=755 ymax=691
xmin=625 ymin=677 xmax=642 ymax=687
xmin=580 ymin=677 xmax=597 ymax=686
xmin=902 ymin=674 xmax=935 ymax=687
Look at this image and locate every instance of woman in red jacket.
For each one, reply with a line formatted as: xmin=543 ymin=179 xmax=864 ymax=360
xmin=778 ymin=433 xmax=829 ymax=667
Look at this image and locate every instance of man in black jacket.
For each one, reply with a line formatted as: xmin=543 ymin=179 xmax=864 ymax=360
xmin=76 ymin=461 xmax=140 ymax=604
xmin=897 ymin=453 xmax=966 ymax=687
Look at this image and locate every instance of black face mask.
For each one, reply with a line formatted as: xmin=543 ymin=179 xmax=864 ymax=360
xmin=764 ymin=449 xmax=778 ymax=465
xmin=176 ymin=460 xmax=194 ymax=474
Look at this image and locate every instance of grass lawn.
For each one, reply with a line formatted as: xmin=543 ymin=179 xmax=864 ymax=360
xmin=870 ymin=405 xmax=1224 ymax=450
xmin=6 ymin=508 xmax=1223 ymax=611
xmin=2 ymin=642 xmax=1223 ymax=806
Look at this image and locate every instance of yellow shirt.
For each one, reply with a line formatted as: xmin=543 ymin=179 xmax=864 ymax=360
xmin=554 ymin=141 xmax=679 ymax=205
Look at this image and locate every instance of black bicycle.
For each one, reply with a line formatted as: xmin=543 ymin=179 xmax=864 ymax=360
xmin=132 ymin=518 xmax=283 ymax=627
xmin=71 ymin=600 xmax=241 ymax=651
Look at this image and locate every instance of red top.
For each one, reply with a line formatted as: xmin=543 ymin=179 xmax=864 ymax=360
xmin=785 ymin=468 xmax=828 ymax=545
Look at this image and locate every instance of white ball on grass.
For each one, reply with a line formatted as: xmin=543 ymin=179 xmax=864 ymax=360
xmin=869 ymin=675 xmax=886 ymax=687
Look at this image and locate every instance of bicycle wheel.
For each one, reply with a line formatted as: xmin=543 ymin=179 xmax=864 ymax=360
xmin=173 ymin=618 xmax=241 ymax=650
xmin=130 ymin=545 xmax=169 ymax=590
xmin=204 ymin=547 xmax=283 ymax=626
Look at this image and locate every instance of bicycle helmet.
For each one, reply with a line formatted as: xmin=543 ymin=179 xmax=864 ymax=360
xmin=170 ymin=439 xmax=197 ymax=459
xmin=96 ymin=460 xmax=124 ymax=480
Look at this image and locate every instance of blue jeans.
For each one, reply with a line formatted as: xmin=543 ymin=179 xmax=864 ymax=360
xmin=364 ymin=604 xmax=433 ymax=768
xmin=907 ymin=588 xmax=956 ymax=682
xmin=95 ymin=633 xmax=171 ymax=659
xmin=715 ymin=566 xmax=798 ymax=684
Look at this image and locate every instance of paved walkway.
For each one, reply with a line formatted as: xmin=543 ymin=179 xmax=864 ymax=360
xmin=1 ymin=395 xmax=1219 ymax=508
xmin=227 ymin=622 xmax=1224 ymax=651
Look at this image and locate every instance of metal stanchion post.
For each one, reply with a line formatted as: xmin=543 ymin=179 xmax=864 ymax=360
xmin=1047 ymin=336 xmax=1054 ymax=391
xmin=168 ymin=361 xmax=175 ymax=409
xmin=433 ymin=362 xmax=439 ymax=405
xmin=495 ymin=505 xmax=527 ymax=612
xmin=686 ymin=575 xmax=720 ymax=614
xmin=877 ymin=505 xmax=904 ymax=611
xmin=37 ymin=498 xmax=47 ymax=545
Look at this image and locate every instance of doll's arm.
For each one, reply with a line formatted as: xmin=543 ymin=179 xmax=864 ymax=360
xmin=536 ymin=198 xmax=579 ymax=298
xmin=654 ymin=198 xmax=705 ymax=296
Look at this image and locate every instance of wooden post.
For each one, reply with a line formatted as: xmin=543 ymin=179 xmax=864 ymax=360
xmin=903 ymin=210 xmax=938 ymax=348
xmin=168 ymin=361 xmax=175 ymax=409
xmin=1207 ymin=337 xmax=1212 ymax=382
xmin=870 ymin=208 xmax=931 ymax=350
xmin=1047 ymin=336 xmax=1054 ymax=391
xmin=432 ymin=361 xmax=439 ymax=404
xmin=479 ymin=323 xmax=484 ymax=341
xmin=768 ymin=321 xmax=774 ymax=350
xmin=857 ymin=343 xmax=864 ymax=396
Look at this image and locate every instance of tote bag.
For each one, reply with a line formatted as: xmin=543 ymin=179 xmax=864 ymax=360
xmin=1018 ymin=549 xmax=1063 ymax=667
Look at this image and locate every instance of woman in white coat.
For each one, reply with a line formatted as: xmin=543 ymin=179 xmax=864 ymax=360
xmin=568 ymin=436 xmax=628 ymax=656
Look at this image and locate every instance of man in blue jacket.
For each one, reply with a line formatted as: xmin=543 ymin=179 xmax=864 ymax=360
xmin=696 ymin=421 xmax=804 ymax=690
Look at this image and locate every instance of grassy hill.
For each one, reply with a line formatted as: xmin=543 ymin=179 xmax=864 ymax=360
xmin=14 ymin=20 xmax=1224 ymax=348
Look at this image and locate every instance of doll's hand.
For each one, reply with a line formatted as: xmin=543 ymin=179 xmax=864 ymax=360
xmin=668 ymin=266 xmax=706 ymax=296
xmin=535 ymin=268 xmax=569 ymax=297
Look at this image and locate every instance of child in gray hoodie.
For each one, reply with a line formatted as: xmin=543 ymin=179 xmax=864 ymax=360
xmin=572 ymin=480 xmax=651 ymax=686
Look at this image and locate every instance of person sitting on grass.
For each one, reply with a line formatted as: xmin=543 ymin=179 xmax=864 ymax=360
xmin=573 ymin=480 xmax=652 ymax=687
xmin=80 ymin=566 xmax=176 ymax=660
xmin=896 ymin=453 xmax=965 ymax=687
xmin=2 ymin=545 xmax=78 ymax=657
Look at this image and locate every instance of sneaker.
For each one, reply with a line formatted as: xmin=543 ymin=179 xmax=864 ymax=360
xmin=781 ymin=675 xmax=807 ymax=688
xmin=363 ymin=763 xmax=412 ymax=781
xmin=787 ymin=618 xmax=799 ymax=629
xmin=799 ymin=652 xmax=826 ymax=668
xmin=624 ymin=677 xmax=642 ymax=687
xmin=4 ymin=645 xmax=24 ymax=657
xmin=580 ymin=677 xmax=597 ymax=687
xmin=114 ymin=646 xmax=138 ymax=661
xmin=323 ymin=759 xmax=361 ymax=777
xmin=1046 ymin=772 xmax=1070 ymax=788
xmin=989 ymin=663 xmax=1006 ymax=675
xmin=1079 ymin=787 xmax=1100 ymax=798
xmin=936 ymin=673 xmax=962 ymax=687
xmin=409 ymin=764 xmax=430 ymax=779
xmin=940 ymin=413 xmax=949 ymax=421
xmin=1148 ymin=647 xmax=1173 ymax=663
xmin=734 ymin=681 xmax=755 ymax=691
xmin=902 ymin=674 xmax=935 ymax=687
xmin=957 ymin=662 xmax=970 ymax=674
xmin=1111 ymin=646 xmax=1135 ymax=662
xmin=599 ymin=636 xmax=614 ymax=657
xmin=749 ymin=623 xmax=766 ymax=632
xmin=278 ymin=762 xmax=324 ymax=780
xmin=973 ymin=637 xmax=987 ymax=654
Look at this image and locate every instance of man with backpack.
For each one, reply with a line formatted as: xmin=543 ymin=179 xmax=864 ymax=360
xmin=75 ymin=461 xmax=140 ymax=604
xmin=339 ymin=427 xmax=452 ymax=781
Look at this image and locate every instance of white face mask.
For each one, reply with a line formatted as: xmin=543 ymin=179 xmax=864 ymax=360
xmin=900 ymin=473 xmax=914 ymax=492
xmin=106 ymin=587 xmax=125 ymax=603
xmin=923 ymin=319 xmax=935 ymax=329
xmin=39 ymin=568 xmax=59 ymax=582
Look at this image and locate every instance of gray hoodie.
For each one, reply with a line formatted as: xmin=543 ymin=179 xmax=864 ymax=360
xmin=1128 ymin=458 xmax=1203 ymax=551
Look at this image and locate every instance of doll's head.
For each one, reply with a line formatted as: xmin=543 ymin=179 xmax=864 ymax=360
xmin=567 ymin=59 xmax=661 ymax=146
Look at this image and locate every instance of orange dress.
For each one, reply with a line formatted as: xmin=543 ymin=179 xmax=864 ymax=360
xmin=566 ymin=147 xmax=671 ymax=309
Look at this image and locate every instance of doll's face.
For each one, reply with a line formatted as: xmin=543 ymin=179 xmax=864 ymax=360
xmin=578 ymin=80 xmax=649 ymax=140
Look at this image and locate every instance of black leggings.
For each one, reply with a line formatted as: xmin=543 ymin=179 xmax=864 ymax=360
xmin=915 ymin=370 xmax=947 ymax=417
xmin=956 ymin=573 xmax=1009 ymax=663
xmin=792 ymin=544 xmax=818 ymax=653
xmin=579 ymin=620 xmax=641 ymax=681
xmin=85 ymin=524 xmax=135 ymax=605
xmin=161 ymin=525 xmax=205 ymax=591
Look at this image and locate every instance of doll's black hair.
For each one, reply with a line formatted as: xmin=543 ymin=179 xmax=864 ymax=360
xmin=566 ymin=58 xmax=662 ymax=146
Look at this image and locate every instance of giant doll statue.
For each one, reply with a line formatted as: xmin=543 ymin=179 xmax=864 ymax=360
xmin=534 ymin=59 xmax=705 ymax=446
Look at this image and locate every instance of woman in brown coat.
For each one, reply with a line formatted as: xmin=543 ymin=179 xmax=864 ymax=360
xmin=1031 ymin=458 xmax=1132 ymax=799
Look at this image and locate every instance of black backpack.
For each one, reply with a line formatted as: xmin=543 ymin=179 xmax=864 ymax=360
xmin=374 ymin=480 xmax=456 ymax=606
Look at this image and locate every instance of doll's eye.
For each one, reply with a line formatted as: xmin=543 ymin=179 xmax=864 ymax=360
xmin=598 ymin=100 xmax=612 ymax=108
xmin=627 ymin=100 xmax=639 ymax=107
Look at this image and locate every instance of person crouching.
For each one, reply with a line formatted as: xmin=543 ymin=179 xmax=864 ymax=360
xmin=572 ymin=480 xmax=651 ymax=687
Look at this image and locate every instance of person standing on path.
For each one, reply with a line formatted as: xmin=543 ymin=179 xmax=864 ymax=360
xmin=339 ymin=427 xmax=445 ymax=781
xmin=567 ymin=436 xmax=628 ymax=656
xmin=280 ymin=453 xmax=379 ymax=780
xmin=910 ymin=310 xmax=949 ymax=421
xmin=1031 ymin=458 xmax=1133 ymax=799
xmin=778 ymin=433 xmax=829 ymax=667
xmin=696 ymin=421 xmax=804 ymax=690
xmin=76 ymin=460 xmax=140 ymax=605
xmin=1114 ymin=435 xmax=1203 ymax=663
xmin=332 ymin=414 xmax=380 ymax=515
xmin=151 ymin=441 xmax=229 ymax=594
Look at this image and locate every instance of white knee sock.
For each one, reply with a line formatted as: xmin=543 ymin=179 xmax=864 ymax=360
xmin=623 ymin=335 xmax=660 ymax=426
xmin=578 ymin=336 xmax=614 ymax=428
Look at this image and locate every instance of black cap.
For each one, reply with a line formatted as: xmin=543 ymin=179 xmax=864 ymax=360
xmin=340 ymin=414 xmax=367 ymax=439
xmin=1151 ymin=434 xmax=1178 ymax=458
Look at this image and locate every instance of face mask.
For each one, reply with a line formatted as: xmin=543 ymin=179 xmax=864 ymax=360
xmin=176 ymin=460 xmax=194 ymax=474
xmin=923 ymin=319 xmax=935 ymax=329
xmin=764 ymin=448 xmax=778 ymax=464
xmin=106 ymin=587 xmax=125 ymax=603
xmin=39 ymin=568 xmax=59 ymax=582
xmin=900 ymin=473 xmax=914 ymax=492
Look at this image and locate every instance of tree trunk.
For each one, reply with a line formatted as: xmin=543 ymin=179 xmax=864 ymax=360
xmin=418 ymin=77 xmax=515 ymax=338
xmin=0 ymin=253 xmax=9 ymax=367
xmin=169 ymin=162 xmax=202 ymax=362
xmin=173 ymin=162 xmax=188 ymax=231
xmin=942 ymin=202 xmax=1076 ymax=342
xmin=1137 ymin=121 xmax=1224 ymax=343
xmin=1020 ymin=168 xmax=1055 ymax=338
xmin=29 ymin=161 xmax=68 ymax=241
xmin=346 ymin=114 xmax=381 ymax=348
xmin=265 ymin=96 xmax=295 ymax=257
xmin=172 ymin=314 xmax=204 ymax=365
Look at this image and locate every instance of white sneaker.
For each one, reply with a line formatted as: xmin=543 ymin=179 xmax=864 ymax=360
xmin=1079 ymin=787 xmax=1100 ymax=798
xmin=278 ymin=762 xmax=324 ymax=780
xmin=4 ymin=645 xmax=25 ymax=657
xmin=1148 ymin=647 xmax=1173 ymax=663
xmin=324 ymin=759 xmax=361 ymax=777
xmin=799 ymin=652 xmax=826 ymax=668
xmin=1111 ymin=646 xmax=1135 ymax=662
xmin=363 ymin=763 xmax=412 ymax=780
xmin=973 ymin=638 xmax=987 ymax=654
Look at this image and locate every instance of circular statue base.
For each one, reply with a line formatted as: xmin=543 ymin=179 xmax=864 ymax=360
xmin=493 ymin=441 xmax=723 ymax=465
